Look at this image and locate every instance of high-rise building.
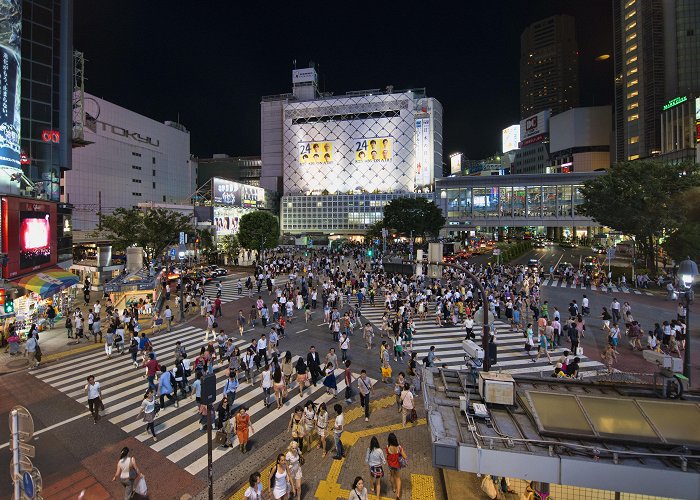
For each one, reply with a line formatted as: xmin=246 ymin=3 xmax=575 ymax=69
xmin=520 ymin=15 xmax=580 ymax=119
xmin=613 ymin=0 xmax=700 ymax=162
xmin=196 ymin=155 xmax=261 ymax=188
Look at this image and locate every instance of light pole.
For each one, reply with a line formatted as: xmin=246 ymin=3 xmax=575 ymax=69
xmin=427 ymin=260 xmax=492 ymax=371
xmin=679 ymin=258 xmax=698 ymax=385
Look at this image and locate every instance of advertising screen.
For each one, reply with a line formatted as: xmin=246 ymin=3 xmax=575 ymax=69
xmin=519 ymin=110 xmax=550 ymax=144
xmin=0 ymin=0 xmax=22 ymax=170
xmin=353 ymin=137 xmax=392 ymax=162
xmin=299 ymin=141 xmax=334 ymax=165
xmin=2 ymin=196 xmax=57 ymax=277
xmin=450 ymin=153 xmax=462 ymax=175
xmin=213 ymin=206 xmax=246 ymax=236
xmin=212 ymin=178 xmax=265 ymax=209
xmin=414 ymin=118 xmax=432 ymax=187
xmin=502 ymin=125 xmax=520 ymax=152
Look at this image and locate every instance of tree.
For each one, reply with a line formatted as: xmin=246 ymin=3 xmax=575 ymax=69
xmin=663 ymin=186 xmax=700 ymax=263
xmin=237 ymin=211 xmax=279 ymax=252
xmin=218 ymin=234 xmax=241 ymax=263
xmin=365 ymin=220 xmax=384 ymax=241
xmin=98 ymin=207 xmax=192 ymax=261
xmin=195 ymin=228 xmax=215 ymax=261
xmin=381 ymin=197 xmax=445 ymax=239
xmin=578 ymin=160 xmax=699 ymax=273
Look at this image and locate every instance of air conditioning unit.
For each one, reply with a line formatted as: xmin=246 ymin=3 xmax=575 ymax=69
xmin=478 ymin=372 xmax=515 ymax=405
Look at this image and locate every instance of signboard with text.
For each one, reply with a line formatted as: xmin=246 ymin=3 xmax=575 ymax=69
xmin=519 ymin=110 xmax=550 ymax=144
xmin=211 ymin=177 xmax=265 ymax=209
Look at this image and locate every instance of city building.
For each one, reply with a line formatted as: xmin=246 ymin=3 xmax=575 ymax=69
xmin=513 ymin=110 xmax=551 ymax=174
xmin=464 ymin=154 xmax=510 ymax=176
xmin=65 ymin=93 xmax=197 ymax=231
xmin=659 ymin=95 xmax=700 ymax=163
xmin=196 ymin=154 xmax=261 ymax=188
xmin=520 ymin=15 xmax=580 ymax=119
xmin=436 ymin=172 xmax=603 ymax=241
xmin=613 ymin=0 xmax=700 ymax=162
xmin=549 ymin=105 xmax=612 ymax=172
xmin=261 ymin=66 xmax=443 ymax=237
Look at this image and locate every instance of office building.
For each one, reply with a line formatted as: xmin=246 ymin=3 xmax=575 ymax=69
xmin=613 ymin=0 xmax=700 ymax=162
xmin=261 ymin=66 xmax=443 ymax=237
xmin=549 ymin=106 xmax=612 ymax=172
xmin=659 ymin=95 xmax=700 ymax=163
xmin=513 ymin=110 xmax=551 ymax=174
xmin=196 ymin=155 xmax=261 ymax=188
xmin=65 ymin=94 xmax=196 ymax=231
xmin=520 ymin=15 xmax=580 ymax=119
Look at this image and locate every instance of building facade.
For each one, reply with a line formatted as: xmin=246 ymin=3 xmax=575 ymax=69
xmin=263 ymin=67 xmax=443 ymax=236
xmin=520 ymin=15 xmax=580 ymax=119
xmin=513 ymin=110 xmax=551 ymax=174
xmin=196 ymin=155 xmax=261 ymax=189
xmin=65 ymin=94 xmax=196 ymax=231
xmin=659 ymin=94 xmax=700 ymax=163
xmin=549 ymin=106 xmax=612 ymax=172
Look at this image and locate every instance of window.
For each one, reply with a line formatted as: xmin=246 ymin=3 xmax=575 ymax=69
xmin=162 ymin=195 xmax=166 ymax=202
xmin=627 ymin=101 xmax=639 ymax=110
xmin=152 ymin=182 xmax=156 ymax=189
xmin=152 ymin=157 xmax=156 ymax=164
xmin=627 ymin=90 xmax=639 ymax=98
xmin=132 ymin=179 xmax=142 ymax=183
xmin=626 ymin=56 xmax=637 ymax=65
xmin=629 ymin=136 xmax=640 ymax=144
xmin=626 ymin=43 xmax=637 ymax=54
xmin=627 ymin=114 xmax=639 ymax=122
xmin=625 ymin=21 xmax=637 ymax=31
xmin=628 ymin=154 xmax=640 ymax=160
xmin=132 ymin=192 xmax=142 ymax=196
xmin=131 ymin=152 xmax=141 ymax=157
xmin=152 ymin=170 xmax=156 ymax=176
xmin=624 ymin=0 xmax=635 ymax=8
xmin=626 ymin=79 xmax=638 ymax=88
xmin=626 ymin=67 xmax=638 ymax=76
xmin=625 ymin=9 xmax=636 ymax=20
xmin=625 ymin=32 xmax=637 ymax=43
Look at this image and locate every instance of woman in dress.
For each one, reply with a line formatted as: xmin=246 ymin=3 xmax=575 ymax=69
xmin=302 ymin=401 xmax=316 ymax=452
xmin=112 ymin=446 xmax=140 ymax=500
xmin=138 ymin=390 xmax=157 ymax=442
xmin=295 ymin=358 xmax=308 ymax=399
xmin=394 ymin=372 xmax=406 ymax=411
xmin=273 ymin=365 xmax=286 ymax=410
xmin=233 ymin=406 xmax=254 ymax=453
xmin=270 ymin=454 xmax=290 ymax=500
xmin=285 ymin=441 xmax=304 ymax=499
xmin=316 ymin=402 xmax=329 ymax=457
xmin=322 ymin=362 xmax=338 ymax=396
xmin=281 ymin=351 xmax=294 ymax=390
xmin=386 ymin=433 xmax=408 ymax=500
xmin=365 ymin=437 xmax=386 ymax=499
xmin=288 ymin=405 xmax=304 ymax=450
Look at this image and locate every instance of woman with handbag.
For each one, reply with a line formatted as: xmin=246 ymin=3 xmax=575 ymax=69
xmin=399 ymin=383 xmax=415 ymax=427
xmin=386 ymin=433 xmax=408 ymax=500
xmin=288 ymin=406 xmax=304 ymax=450
xmin=315 ymin=403 xmax=329 ymax=457
xmin=285 ymin=441 xmax=304 ymax=498
xmin=138 ymin=390 xmax=157 ymax=442
xmin=234 ymin=405 xmax=254 ymax=453
xmin=112 ymin=447 xmax=140 ymax=500
xmin=365 ymin=436 xmax=386 ymax=499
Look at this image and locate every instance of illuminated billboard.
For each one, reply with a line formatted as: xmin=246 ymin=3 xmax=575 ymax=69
xmin=0 ymin=0 xmax=22 ymax=170
xmin=696 ymin=97 xmax=700 ymax=144
xmin=212 ymin=178 xmax=265 ymax=209
xmin=449 ymin=153 xmax=462 ymax=175
xmin=299 ymin=141 xmax=334 ymax=165
xmin=519 ymin=110 xmax=550 ymax=146
xmin=502 ymin=125 xmax=520 ymax=152
xmin=415 ymin=118 xmax=432 ymax=187
xmin=2 ymin=196 xmax=58 ymax=277
xmin=354 ymin=137 xmax=392 ymax=162
xmin=213 ymin=206 xmax=246 ymax=236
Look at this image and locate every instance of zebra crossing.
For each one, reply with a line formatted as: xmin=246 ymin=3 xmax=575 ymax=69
xmin=358 ymin=305 xmax=606 ymax=377
xmin=538 ymin=277 xmax=653 ymax=296
xmin=202 ymin=277 xmax=249 ymax=304
xmin=29 ymin=324 xmax=353 ymax=477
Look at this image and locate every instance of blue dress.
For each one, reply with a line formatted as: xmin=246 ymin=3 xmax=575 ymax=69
xmin=322 ymin=368 xmax=337 ymax=390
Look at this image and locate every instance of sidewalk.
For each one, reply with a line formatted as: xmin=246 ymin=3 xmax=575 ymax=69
xmin=227 ymin=387 xmax=446 ymax=500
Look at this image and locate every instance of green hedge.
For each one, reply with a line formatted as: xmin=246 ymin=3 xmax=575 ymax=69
xmin=490 ymin=241 xmax=532 ymax=264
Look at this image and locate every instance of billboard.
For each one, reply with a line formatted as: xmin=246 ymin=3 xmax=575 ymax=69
xmin=212 ymin=178 xmax=265 ymax=209
xmin=0 ymin=0 xmax=22 ymax=170
xmin=292 ymin=68 xmax=317 ymax=84
xmin=449 ymin=153 xmax=462 ymax=174
xmin=415 ymin=118 xmax=432 ymax=187
xmin=213 ymin=206 xmax=246 ymax=236
xmin=520 ymin=110 xmax=550 ymax=143
xmin=298 ymin=141 xmax=334 ymax=165
xmin=696 ymin=97 xmax=700 ymax=144
xmin=502 ymin=125 xmax=520 ymax=152
xmin=353 ymin=137 xmax=392 ymax=162
xmin=2 ymin=196 xmax=57 ymax=278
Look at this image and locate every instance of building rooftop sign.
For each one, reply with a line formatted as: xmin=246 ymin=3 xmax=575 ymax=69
xmin=663 ymin=96 xmax=687 ymax=111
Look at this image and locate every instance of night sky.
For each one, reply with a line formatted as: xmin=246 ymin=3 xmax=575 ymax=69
xmin=75 ymin=1 xmax=613 ymax=162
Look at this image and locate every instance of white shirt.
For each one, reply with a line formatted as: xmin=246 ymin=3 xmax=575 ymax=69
xmin=334 ymin=413 xmax=344 ymax=435
xmin=582 ymin=297 xmax=589 ymax=308
xmin=257 ymin=338 xmax=267 ymax=351
xmin=262 ymin=370 xmax=272 ymax=388
xmin=86 ymin=381 xmax=101 ymax=400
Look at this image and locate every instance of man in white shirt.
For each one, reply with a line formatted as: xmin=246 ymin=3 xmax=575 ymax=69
xmin=164 ymin=305 xmax=173 ymax=332
xmin=85 ymin=375 xmax=102 ymax=424
xmin=581 ymin=295 xmax=590 ymax=316
xmin=256 ymin=334 xmax=268 ymax=364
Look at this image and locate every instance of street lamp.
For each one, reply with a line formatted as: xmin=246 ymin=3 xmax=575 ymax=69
xmin=678 ymin=257 xmax=698 ymax=385
xmin=427 ymin=260 xmax=493 ymax=371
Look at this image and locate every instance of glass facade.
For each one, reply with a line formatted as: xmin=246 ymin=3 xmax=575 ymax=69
xmin=281 ymin=192 xmax=432 ymax=234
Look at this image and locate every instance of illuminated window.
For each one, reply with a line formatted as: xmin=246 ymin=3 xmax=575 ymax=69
xmin=627 ymin=90 xmax=639 ymax=99
xmin=624 ymin=0 xmax=636 ymax=8
xmin=626 ymin=21 xmax=637 ymax=31
xmin=625 ymin=32 xmax=637 ymax=43
xmin=627 ymin=79 xmax=638 ymax=88
xmin=626 ymin=67 xmax=638 ymax=76
xmin=626 ymin=56 xmax=638 ymax=65
xmin=629 ymin=136 xmax=640 ymax=144
xmin=628 ymin=154 xmax=640 ymax=160
xmin=627 ymin=113 xmax=639 ymax=122
xmin=627 ymin=102 xmax=639 ymax=110
xmin=626 ymin=44 xmax=637 ymax=54
xmin=625 ymin=9 xmax=636 ymax=20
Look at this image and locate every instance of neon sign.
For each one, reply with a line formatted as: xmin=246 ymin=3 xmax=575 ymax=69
xmin=663 ymin=96 xmax=687 ymax=111
xmin=41 ymin=130 xmax=60 ymax=143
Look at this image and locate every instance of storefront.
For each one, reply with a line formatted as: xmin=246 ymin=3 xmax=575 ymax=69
xmin=104 ymin=268 xmax=164 ymax=315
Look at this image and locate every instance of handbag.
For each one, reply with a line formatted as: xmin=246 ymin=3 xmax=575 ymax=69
xmin=398 ymin=447 xmax=409 ymax=469
xmin=370 ymin=465 xmax=384 ymax=478
xmin=299 ymin=454 xmax=305 ymax=466
xmin=480 ymin=475 xmax=498 ymax=499
xmin=215 ymin=430 xmax=227 ymax=445
xmin=411 ymin=408 xmax=418 ymax=423
xmin=576 ymin=346 xmax=584 ymax=356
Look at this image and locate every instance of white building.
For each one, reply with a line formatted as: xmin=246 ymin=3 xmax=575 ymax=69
xmin=549 ymin=105 xmax=612 ymax=173
xmin=261 ymin=67 xmax=443 ymax=236
xmin=65 ymin=93 xmax=196 ymax=230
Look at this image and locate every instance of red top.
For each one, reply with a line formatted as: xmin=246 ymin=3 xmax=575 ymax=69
xmin=144 ymin=359 xmax=159 ymax=376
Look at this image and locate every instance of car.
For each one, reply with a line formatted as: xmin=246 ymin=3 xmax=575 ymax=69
xmin=527 ymin=258 xmax=540 ymax=269
xmin=213 ymin=268 xmax=228 ymax=277
xmin=556 ymin=262 xmax=572 ymax=276
xmin=559 ymin=240 xmax=577 ymax=248
xmin=591 ymin=245 xmax=606 ymax=254
xmin=533 ymin=240 xmax=546 ymax=248
xmin=583 ymin=256 xmax=598 ymax=266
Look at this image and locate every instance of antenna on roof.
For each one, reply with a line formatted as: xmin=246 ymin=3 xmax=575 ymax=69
xmin=293 ymin=59 xmax=297 ymax=69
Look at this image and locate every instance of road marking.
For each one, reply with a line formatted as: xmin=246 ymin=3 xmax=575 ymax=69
xmin=296 ymin=328 xmax=308 ymax=334
xmin=0 ymin=412 xmax=91 ymax=450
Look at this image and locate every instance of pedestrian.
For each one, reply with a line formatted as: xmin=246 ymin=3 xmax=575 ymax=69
xmin=288 ymin=405 xmax=305 ymax=450
xmin=601 ymin=344 xmax=617 ymax=374
xmin=270 ymin=454 xmax=290 ymax=500
xmin=344 ymin=359 xmax=353 ymax=403
xmin=112 ymin=447 xmax=140 ymax=500
xmin=129 ymin=337 xmax=139 ymax=367
xmin=534 ymin=327 xmax=552 ymax=364
xmin=307 ymin=346 xmax=321 ymax=386
xmin=142 ymin=353 xmax=159 ymax=392
xmin=261 ymin=363 xmax=272 ymax=408
xmin=386 ymin=433 xmax=407 ymax=499
xmin=138 ymin=389 xmax=158 ymax=442
xmin=85 ymin=375 xmax=103 ymax=424
xmin=363 ymin=322 xmax=374 ymax=349
xmin=323 ymin=361 xmax=337 ymax=396
xmin=357 ymin=369 xmax=373 ymax=422
xmin=157 ymin=365 xmax=179 ymax=409
xmin=24 ymin=332 xmax=39 ymax=368
xmin=295 ymin=357 xmax=308 ymax=398
xmin=365 ymin=436 xmax=386 ymax=499
xmin=244 ymin=472 xmax=264 ymax=500
xmin=285 ymin=441 xmax=304 ymax=498
xmin=238 ymin=310 xmax=246 ymax=337
xmin=104 ymin=328 xmax=114 ymax=358
xmin=66 ymin=315 xmax=73 ymax=338
xmin=394 ymin=373 xmax=406 ymax=411
xmin=332 ymin=403 xmax=345 ymax=460
xmin=233 ymin=405 xmax=254 ymax=453
xmin=316 ymin=402 xmax=329 ymax=457
xmin=224 ymin=371 xmax=239 ymax=414
xmin=273 ymin=365 xmax=286 ymax=409
xmin=348 ymin=477 xmax=369 ymax=500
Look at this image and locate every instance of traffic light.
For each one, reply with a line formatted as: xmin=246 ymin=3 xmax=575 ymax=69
xmin=4 ymin=298 xmax=14 ymax=314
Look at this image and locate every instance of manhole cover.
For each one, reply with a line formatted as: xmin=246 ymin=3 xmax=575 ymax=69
xmin=7 ymin=358 xmax=29 ymax=369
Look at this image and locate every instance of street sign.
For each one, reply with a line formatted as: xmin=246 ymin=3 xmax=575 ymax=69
xmin=179 ymin=232 xmax=186 ymax=245
xmin=607 ymin=247 xmax=616 ymax=260
xmin=22 ymin=471 xmax=34 ymax=499
xmin=9 ymin=455 xmax=32 ymax=479
xmin=9 ymin=407 xmax=33 ymax=441
xmin=9 ymin=441 xmax=35 ymax=458
xmin=493 ymin=249 xmax=501 ymax=256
